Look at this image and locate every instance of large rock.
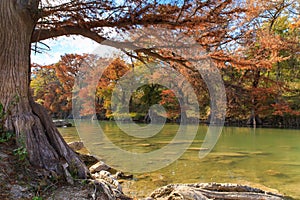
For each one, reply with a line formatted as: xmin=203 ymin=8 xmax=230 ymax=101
xmin=92 ymin=170 xmax=122 ymax=192
xmin=89 ymin=161 xmax=111 ymax=173
xmin=149 ymin=183 xmax=285 ymax=200
xmin=9 ymin=184 xmax=32 ymax=199
xmin=78 ymin=153 xmax=99 ymax=167
xmin=67 ymin=141 xmax=84 ymax=151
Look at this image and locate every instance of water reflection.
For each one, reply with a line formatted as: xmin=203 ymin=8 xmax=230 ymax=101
xmin=59 ymin=121 xmax=300 ymax=198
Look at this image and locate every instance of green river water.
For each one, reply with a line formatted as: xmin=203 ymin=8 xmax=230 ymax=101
xmin=59 ymin=121 xmax=300 ymax=199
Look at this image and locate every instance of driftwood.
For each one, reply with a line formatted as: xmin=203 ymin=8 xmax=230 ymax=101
xmin=149 ymin=183 xmax=287 ymax=200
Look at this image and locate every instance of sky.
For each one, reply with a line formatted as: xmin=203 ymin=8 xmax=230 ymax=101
xmin=31 ymin=0 xmax=126 ymax=65
xmin=30 ymin=35 xmax=121 ymax=65
xmin=31 ymin=36 xmax=98 ymax=65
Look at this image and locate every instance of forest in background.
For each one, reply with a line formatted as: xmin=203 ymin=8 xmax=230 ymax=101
xmin=31 ymin=39 xmax=300 ymax=128
xmin=28 ymin=0 xmax=300 ymax=128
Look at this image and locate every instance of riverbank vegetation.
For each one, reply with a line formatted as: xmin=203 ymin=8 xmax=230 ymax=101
xmin=31 ymin=28 xmax=300 ymax=127
xmin=29 ymin=1 xmax=300 ymax=128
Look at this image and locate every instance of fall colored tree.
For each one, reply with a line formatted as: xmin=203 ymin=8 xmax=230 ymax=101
xmin=160 ymin=89 xmax=180 ymax=120
xmin=208 ymin=0 xmax=300 ymax=125
xmin=31 ymin=54 xmax=95 ymax=118
xmin=72 ymin=57 xmax=131 ymax=119
xmin=31 ymin=64 xmax=64 ymax=117
xmin=31 ymin=55 xmax=130 ymax=119
xmin=1 ymin=0 xmax=299 ymax=179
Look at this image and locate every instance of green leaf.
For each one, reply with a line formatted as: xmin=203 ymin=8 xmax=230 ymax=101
xmin=0 ymin=103 xmax=4 ymax=119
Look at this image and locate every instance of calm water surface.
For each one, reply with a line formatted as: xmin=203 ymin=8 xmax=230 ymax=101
xmin=59 ymin=121 xmax=300 ymax=199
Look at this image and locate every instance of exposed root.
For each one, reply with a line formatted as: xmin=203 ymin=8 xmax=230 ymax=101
xmin=150 ymin=183 xmax=287 ymax=200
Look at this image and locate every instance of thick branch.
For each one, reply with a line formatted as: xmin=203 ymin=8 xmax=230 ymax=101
xmin=32 ymin=25 xmax=199 ymax=72
xmin=31 ymin=25 xmax=106 ymax=43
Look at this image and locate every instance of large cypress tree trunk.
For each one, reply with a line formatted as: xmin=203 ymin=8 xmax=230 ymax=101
xmin=0 ymin=0 xmax=88 ymax=179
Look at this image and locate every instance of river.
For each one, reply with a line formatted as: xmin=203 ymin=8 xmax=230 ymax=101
xmin=58 ymin=121 xmax=300 ymax=199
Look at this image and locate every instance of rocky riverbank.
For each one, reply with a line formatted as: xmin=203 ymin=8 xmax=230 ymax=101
xmin=0 ymin=139 xmax=292 ymax=200
xmin=0 ymin=138 xmax=131 ymax=200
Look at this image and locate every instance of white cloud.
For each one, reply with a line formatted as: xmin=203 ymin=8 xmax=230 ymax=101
xmin=40 ymin=0 xmax=71 ymax=7
xmin=31 ymin=36 xmax=105 ymax=65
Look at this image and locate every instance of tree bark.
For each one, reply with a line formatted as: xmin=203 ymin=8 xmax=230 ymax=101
xmin=0 ymin=0 xmax=88 ymax=179
xmin=248 ymin=70 xmax=261 ymax=127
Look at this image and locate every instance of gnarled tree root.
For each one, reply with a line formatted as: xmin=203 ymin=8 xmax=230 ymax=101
xmin=24 ymin=99 xmax=90 ymax=179
xmin=149 ymin=183 xmax=287 ymax=200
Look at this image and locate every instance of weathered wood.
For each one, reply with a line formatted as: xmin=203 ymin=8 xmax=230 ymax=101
xmin=150 ymin=183 xmax=286 ymax=200
xmin=30 ymin=100 xmax=90 ymax=178
xmin=0 ymin=0 xmax=88 ymax=179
